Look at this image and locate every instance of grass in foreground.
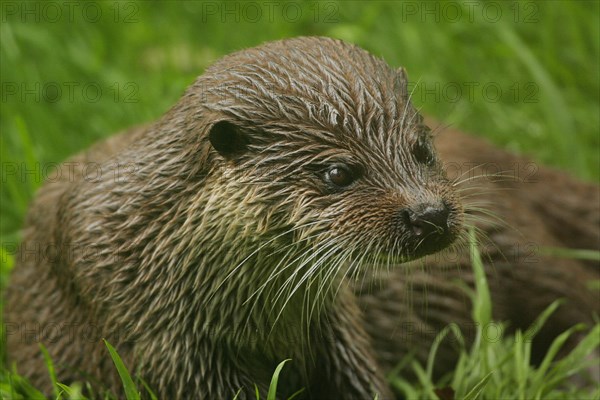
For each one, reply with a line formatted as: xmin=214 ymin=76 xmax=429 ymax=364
xmin=1 ymin=231 xmax=598 ymax=399
xmin=388 ymin=230 xmax=600 ymax=400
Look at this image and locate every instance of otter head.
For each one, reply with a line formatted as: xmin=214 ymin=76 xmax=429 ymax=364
xmin=187 ymin=37 xmax=463 ymax=279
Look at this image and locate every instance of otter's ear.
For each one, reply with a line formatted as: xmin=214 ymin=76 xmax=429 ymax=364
xmin=208 ymin=121 xmax=248 ymax=159
xmin=394 ymin=67 xmax=409 ymax=98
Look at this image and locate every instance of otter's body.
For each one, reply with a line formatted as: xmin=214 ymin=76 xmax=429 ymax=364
xmin=5 ymin=37 xmax=599 ymax=398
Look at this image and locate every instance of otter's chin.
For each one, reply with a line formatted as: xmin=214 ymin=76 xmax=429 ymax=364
xmin=369 ymin=230 xmax=459 ymax=265
xmin=405 ymin=229 xmax=459 ymax=260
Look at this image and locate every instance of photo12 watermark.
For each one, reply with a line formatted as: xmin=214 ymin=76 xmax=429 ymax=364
xmin=399 ymin=1 xmax=539 ymax=24
xmin=410 ymin=81 xmax=540 ymax=104
xmin=2 ymin=81 xmax=139 ymax=104
xmin=1 ymin=1 xmax=140 ymax=23
xmin=1 ymin=161 xmax=143 ymax=185
xmin=198 ymin=1 xmax=339 ymax=23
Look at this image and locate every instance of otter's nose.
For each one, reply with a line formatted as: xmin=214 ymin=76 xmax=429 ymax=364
xmin=406 ymin=203 xmax=450 ymax=238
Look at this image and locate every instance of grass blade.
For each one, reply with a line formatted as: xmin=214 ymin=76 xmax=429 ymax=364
xmin=104 ymin=339 xmax=140 ymax=400
xmin=267 ymin=359 xmax=291 ymax=400
xmin=38 ymin=344 xmax=59 ymax=399
xmin=539 ymin=247 xmax=600 ymax=262
xmin=468 ymin=228 xmax=491 ymax=329
xmin=56 ymin=382 xmax=85 ymax=400
xmin=462 ymin=371 xmax=493 ymax=400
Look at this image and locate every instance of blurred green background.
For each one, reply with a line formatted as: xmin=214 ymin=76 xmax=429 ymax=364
xmin=1 ymin=1 xmax=599 ymax=268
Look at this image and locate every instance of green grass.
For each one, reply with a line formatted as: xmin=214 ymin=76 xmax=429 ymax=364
xmin=1 ymin=1 xmax=598 ymax=398
xmin=389 ymin=230 xmax=600 ymax=400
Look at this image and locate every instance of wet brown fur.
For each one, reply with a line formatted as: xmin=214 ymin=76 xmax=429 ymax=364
xmin=5 ymin=37 xmax=599 ymax=398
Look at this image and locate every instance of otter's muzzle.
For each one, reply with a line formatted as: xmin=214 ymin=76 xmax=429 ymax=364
xmin=405 ymin=202 xmax=450 ymax=238
xmin=398 ymin=201 xmax=455 ymax=257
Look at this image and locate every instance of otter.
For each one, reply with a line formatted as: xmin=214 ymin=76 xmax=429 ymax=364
xmin=5 ymin=37 xmax=599 ymax=398
xmin=6 ymin=36 xmax=463 ymax=399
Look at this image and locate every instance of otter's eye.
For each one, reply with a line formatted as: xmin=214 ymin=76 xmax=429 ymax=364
xmin=325 ymin=166 xmax=354 ymax=188
xmin=414 ymin=140 xmax=436 ymax=166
